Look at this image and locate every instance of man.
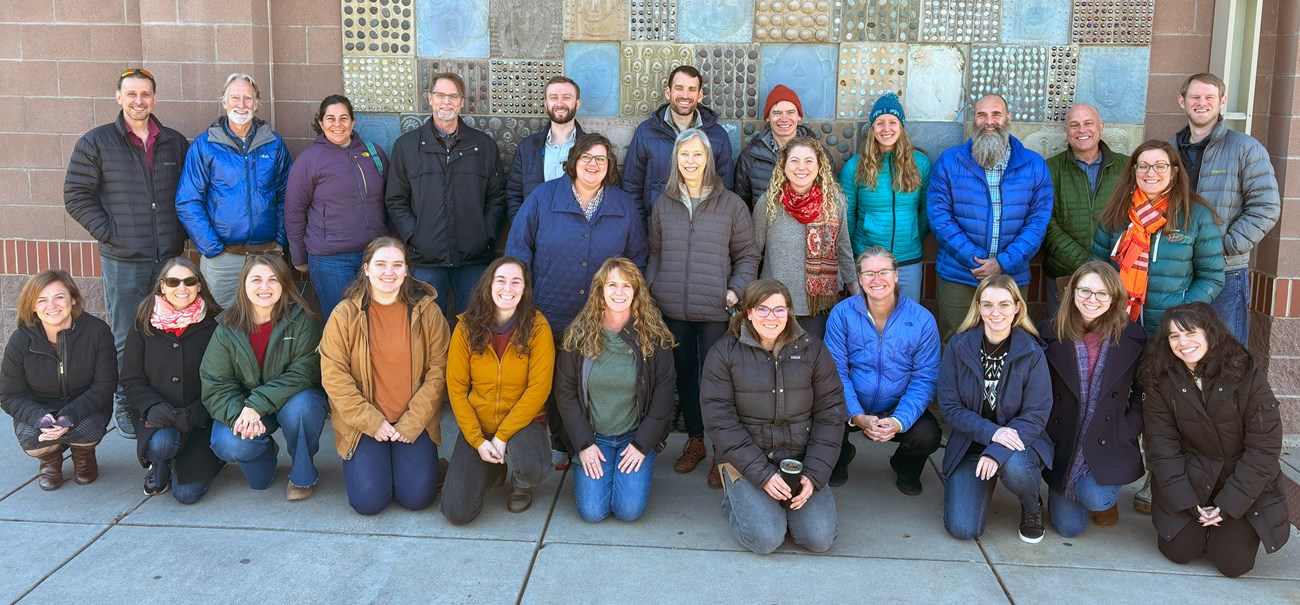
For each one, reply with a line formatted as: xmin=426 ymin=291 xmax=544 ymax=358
xmin=386 ymin=72 xmax=506 ymax=318
xmin=622 ymin=65 xmax=734 ymax=217
xmin=506 ymin=76 xmax=586 ymax=223
xmin=1044 ymin=104 xmax=1128 ymax=314
xmin=927 ymin=95 xmax=1053 ymax=343
xmin=735 ymin=84 xmax=820 ymax=209
xmin=64 ymin=68 xmax=190 ymax=439
xmin=824 ymin=248 xmax=941 ymax=494
xmin=175 ymin=73 xmax=291 ymax=309
xmin=1170 ymin=73 xmax=1280 ymax=345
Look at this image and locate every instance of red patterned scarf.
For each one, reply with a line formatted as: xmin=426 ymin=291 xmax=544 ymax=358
xmin=782 ymin=182 xmax=841 ymax=314
xmin=150 ymin=295 xmax=206 ymax=335
xmin=1111 ymin=188 xmax=1168 ymax=322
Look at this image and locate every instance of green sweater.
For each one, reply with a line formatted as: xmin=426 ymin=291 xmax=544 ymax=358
xmin=1044 ymin=143 xmax=1128 ymax=278
xmin=200 ymin=305 xmax=323 ymax=426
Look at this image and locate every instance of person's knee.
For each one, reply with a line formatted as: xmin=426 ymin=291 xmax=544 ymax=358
xmin=1157 ymin=538 xmax=1200 ymax=565
xmin=944 ymin=513 xmax=983 ymax=540
xmin=172 ymin=484 xmax=210 ymax=505
xmin=1050 ymin=516 xmax=1085 ymax=538
xmin=25 ymin=443 xmax=63 ymax=457
xmin=441 ymin=497 xmax=480 ymax=526
xmin=349 ymin=492 xmax=392 ymax=516
xmin=278 ymin=391 xmax=325 ymax=427
xmin=1212 ymin=557 xmax=1255 ymax=578
xmin=798 ymin=528 xmax=837 ymax=553
xmin=578 ymin=501 xmax=611 ymax=523
xmin=738 ymin=526 xmax=785 ymax=554
xmin=613 ymin=502 xmax=647 ymax=522
xmin=395 ymin=485 xmax=436 ymax=512
xmin=907 ymin=414 xmax=942 ymax=454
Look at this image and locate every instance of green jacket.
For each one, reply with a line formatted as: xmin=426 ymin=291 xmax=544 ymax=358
xmin=200 ymin=305 xmax=323 ymax=426
xmin=1044 ymin=143 xmax=1128 ymax=278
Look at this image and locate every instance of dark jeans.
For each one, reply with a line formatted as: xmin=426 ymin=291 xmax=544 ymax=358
xmin=144 ymin=427 xmax=213 ymax=504
xmin=1210 ymin=268 xmax=1250 ymax=345
xmin=100 ymin=257 xmax=166 ymax=410
xmin=833 ymin=410 xmax=941 ymax=482
xmin=441 ymin=421 xmax=550 ymax=525
xmin=1158 ymin=511 xmax=1261 ymax=578
xmin=341 ymin=431 xmax=439 ymax=515
xmin=943 ymin=449 xmax=1043 ymax=540
xmin=410 ymin=263 xmax=490 ymax=323
xmin=664 ymin=318 xmax=728 ymax=436
xmin=1046 ymin=473 xmax=1120 ymax=538
xmin=308 ymin=250 xmax=364 ymax=320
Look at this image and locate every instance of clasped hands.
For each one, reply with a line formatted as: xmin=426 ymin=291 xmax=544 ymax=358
xmin=1195 ymin=505 xmax=1223 ymax=527
xmin=36 ymin=414 xmax=71 ymax=442
xmin=763 ymin=472 xmax=814 ymax=510
xmin=851 ymin=414 xmax=902 ymax=442
xmin=476 ymin=436 xmax=510 ymax=464
xmin=374 ymin=420 xmax=413 ymax=444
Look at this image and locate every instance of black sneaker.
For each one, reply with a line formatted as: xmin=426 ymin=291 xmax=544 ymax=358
xmin=115 ymin=406 xmax=136 ymax=439
xmin=144 ymin=463 xmax=170 ymax=496
xmin=1019 ymin=499 xmax=1045 ymax=544
xmin=829 ymin=441 xmax=855 ymax=487
xmin=889 ymin=456 xmax=922 ymax=495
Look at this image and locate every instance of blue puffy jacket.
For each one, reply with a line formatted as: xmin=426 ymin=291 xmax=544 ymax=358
xmin=621 ymin=104 xmax=734 ymax=217
xmin=175 ymin=117 xmax=290 ymax=258
xmin=926 ymin=136 xmax=1053 ymax=286
xmin=505 ymin=176 xmax=648 ymax=334
xmin=824 ymin=293 xmax=939 ymax=431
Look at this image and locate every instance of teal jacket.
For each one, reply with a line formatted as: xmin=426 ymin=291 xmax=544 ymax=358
xmin=200 ymin=305 xmax=322 ymax=426
xmin=1044 ymin=143 xmax=1128 ymax=278
xmin=840 ymin=150 xmax=931 ymax=263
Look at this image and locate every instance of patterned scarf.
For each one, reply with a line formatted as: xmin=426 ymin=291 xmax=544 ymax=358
xmin=1111 ymin=188 xmax=1168 ymax=322
xmin=150 ymin=295 xmax=206 ymax=334
xmin=782 ymin=182 xmax=840 ymax=314
xmin=1065 ymin=333 xmax=1110 ymax=499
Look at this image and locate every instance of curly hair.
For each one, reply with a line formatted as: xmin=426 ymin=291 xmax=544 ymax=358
xmin=458 ymin=256 xmax=538 ymax=357
xmin=562 ymin=257 xmax=675 ymax=358
xmin=1137 ymin=302 xmax=1249 ymax=389
xmin=762 ymin=136 xmax=843 ymax=229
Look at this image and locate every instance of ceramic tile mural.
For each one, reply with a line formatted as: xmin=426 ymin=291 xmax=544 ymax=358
xmin=415 ymin=0 xmax=489 ymax=58
xmin=341 ymin=0 xmax=415 ymax=56
xmin=565 ymin=43 xmax=622 ymax=117
xmin=760 ymin=44 xmax=839 ymax=120
xmin=1000 ymin=0 xmax=1069 ymax=45
xmin=835 ymin=43 xmax=908 ymax=120
xmin=564 ymin=0 xmax=628 ymax=40
xmin=754 ymin=0 xmax=835 ymax=43
xmin=629 ymin=0 xmax=677 ymax=41
xmin=835 ymin=0 xmax=921 ymax=43
xmin=679 ymin=0 xmax=753 ymax=44
xmin=417 ymin=59 xmax=490 ymax=114
xmin=1070 ymin=0 xmax=1154 ymax=46
xmin=968 ymin=45 xmax=1049 ymax=122
xmin=490 ymin=0 xmax=563 ymax=58
xmin=488 ymin=60 xmax=566 ymax=115
xmin=1075 ymin=46 xmax=1150 ymax=125
xmin=620 ymin=43 xmax=696 ymax=117
xmin=696 ymin=45 xmax=762 ymax=120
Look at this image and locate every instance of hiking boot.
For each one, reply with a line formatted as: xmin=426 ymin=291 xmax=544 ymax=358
xmin=706 ymin=457 xmax=722 ymax=488
xmin=889 ymin=455 xmax=922 ymax=495
xmin=1092 ymin=503 xmax=1119 ymax=527
xmin=674 ymin=436 xmax=707 ymax=473
xmin=286 ymin=482 xmax=315 ymax=501
xmin=507 ymin=486 xmax=533 ymax=513
xmin=1133 ymin=477 xmax=1152 ymax=514
xmin=1019 ymin=499 xmax=1045 ymax=544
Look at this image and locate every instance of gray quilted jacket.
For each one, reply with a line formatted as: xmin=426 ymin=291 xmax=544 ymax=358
xmin=647 ymin=186 xmax=760 ymax=322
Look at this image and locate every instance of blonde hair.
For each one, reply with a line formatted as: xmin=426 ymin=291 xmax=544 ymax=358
xmin=1052 ymin=261 xmax=1129 ymax=344
xmin=762 ymin=137 xmax=842 ymax=229
xmin=562 ymin=258 xmax=675 ymax=358
xmin=956 ymin=274 xmax=1038 ymax=337
xmin=854 ymin=125 xmax=922 ymax=193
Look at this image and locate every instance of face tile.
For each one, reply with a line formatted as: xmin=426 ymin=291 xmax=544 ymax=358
xmin=342 ymin=0 xmax=415 ymax=56
xmin=417 ymin=59 xmax=490 ymax=115
xmin=414 ymin=0 xmax=489 ymax=58
xmin=904 ymin=44 xmax=966 ymax=122
xmin=695 ymin=45 xmax=762 ymax=120
xmin=679 ymin=0 xmax=753 ymax=43
xmin=755 ymin=0 xmax=835 ymax=43
xmin=760 ymin=43 xmax=839 ymax=120
xmin=490 ymin=0 xmax=563 ymax=58
xmin=619 ymin=43 xmax=696 ymax=117
xmin=836 ymin=43 xmax=908 ymax=120
xmin=565 ymin=43 xmax=622 ymax=118
xmin=489 ymin=59 xmax=566 ymax=115
xmin=343 ymin=56 xmax=417 ymax=113
xmin=353 ymin=112 xmax=402 ymax=154
xmin=1000 ymin=0 xmax=1069 ymax=45
xmin=1075 ymin=46 xmax=1150 ymax=125
xmin=563 ymin=0 xmax=628 ymax=40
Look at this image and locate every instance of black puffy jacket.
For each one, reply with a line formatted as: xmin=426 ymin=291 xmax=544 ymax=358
xmin=1 ymin=313 xmax=117 ymax=427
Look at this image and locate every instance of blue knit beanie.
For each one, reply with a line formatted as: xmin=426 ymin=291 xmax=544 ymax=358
xmin=869 ymin=93 xmax=906 ymax=126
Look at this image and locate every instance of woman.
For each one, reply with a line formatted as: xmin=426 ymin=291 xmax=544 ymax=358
xmin=202 ymin=254 xmax=327 ymax=500
xmin=939 ymin=275 xmax=1053 ymax=544
xmin=700 ymin=279 xmax=845 ymax=554
xmin=753 ymin=136 xmax=858 ymax=341
xmin=1 ymin=271 xmax=115 ymax=491
xmin=1140 ymin=302 xmax=1289 ymax=577
xmin=442 ymin=256 xmax=554 ymax=524
xmin=285 ymin=94 xmax=389 ymax=318
xmin=1093 ymin=139 xmax=1224 ymax=338
xmin=839 ymin=93 xmax=931 ymax=301
xmin=122 ymin=258 xmax=225 ymax=503
xmin=647 ymin=128 xmax=760 ymax=486
xmin=320 ymin=237 xmax=450 ymax=515
xmin=1040 ymin=261 xmax=1146 ymax=536
xmin=555 ymin=258 xmax=675 ymax=523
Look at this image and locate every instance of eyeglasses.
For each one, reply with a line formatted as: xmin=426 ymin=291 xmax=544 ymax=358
xmin=1135 ymin=162 xmax=1171 ymax=174
xmin=120 ymin=68 xmax=154 ymax=82
xmin=858 ymin=269 xmax=896 ymax=280
xmin=430 ymin=92 xmax=463 ymax=103
xmin=752 ymin=305 xmax=789 ymax=319
xmin=979 ymin=301 xmax=1018 ymax=314
xmin=1074 ymin=287 xmax=1112 ymax=302
xmin=162 ymin=277 xmax=200 ymax=288
xmin=578 ymin=153 xmax=609 ymax=165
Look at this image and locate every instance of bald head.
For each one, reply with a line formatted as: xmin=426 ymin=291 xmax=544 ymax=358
xmin=1064 ymin=103 xmax=1104 ymax=160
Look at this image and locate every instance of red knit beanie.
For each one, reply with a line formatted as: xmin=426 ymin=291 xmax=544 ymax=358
xmin=763 ymin=85 xmax=803 ymax=119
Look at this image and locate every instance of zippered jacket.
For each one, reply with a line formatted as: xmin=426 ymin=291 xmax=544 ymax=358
xmin=1 ymin=313 xmax=116 ymax=427
xmin=200 ymin=305 xmax=322 ymax=427
xmin=445 ymin=310 xmax=553 ymax=450
xmin=621 ymin=104 xmax=734 ymax=216
xmin=840 ymin=150 xmax=931 ymax=262
xmin=647 ymin=185 xmax=759 ymax=322
xmin=285 ymin=134 xmax=390 ymax=261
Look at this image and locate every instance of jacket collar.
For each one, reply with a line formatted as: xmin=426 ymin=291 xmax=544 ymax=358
xmin=1042 ymin=320 xmax=1144 ymax=403
xmin=952 ymin=326 xmax=1041 ymax=373
xmin=651 ymin=103 xmax=720 ymax=134
xmin=546 ymin=175 xmax=624 ymax=218
xmin=113 ymin=112 xmax=177 ymax=143
xmin=206 ymin=116 xmax=275 ymax=152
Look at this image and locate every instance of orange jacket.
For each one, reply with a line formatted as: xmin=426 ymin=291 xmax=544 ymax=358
xmin=446 ymin=311 xmax=554 ymax=449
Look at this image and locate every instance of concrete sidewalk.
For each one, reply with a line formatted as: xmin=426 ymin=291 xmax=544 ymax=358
xmin=2 ymin=422 xmax=1297 ymax=605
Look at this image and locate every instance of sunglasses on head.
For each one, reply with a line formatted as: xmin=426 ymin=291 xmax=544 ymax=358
xmin=120 ymin=68 xmax=154 ymax=82
xmin=162 ymin=277 xmax=200 ymax=288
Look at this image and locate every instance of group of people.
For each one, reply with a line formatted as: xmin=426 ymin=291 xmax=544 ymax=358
xmin=0 ymin=66 xmax=1288 ymax=576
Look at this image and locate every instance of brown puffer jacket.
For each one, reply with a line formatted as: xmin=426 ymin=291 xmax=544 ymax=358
xmin=646 ymin=186 xmax=760 ymax=323
xmin=1144 ymin=360 xmax=1290 ymax=555
xmin=700 ymin=325 xmax=846 ymax=488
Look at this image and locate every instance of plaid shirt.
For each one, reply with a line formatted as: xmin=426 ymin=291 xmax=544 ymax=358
xmin=984 ymin=146 xmax=1011 ymax=257
xmin=572 ymin=184 xmax=605 ymax=221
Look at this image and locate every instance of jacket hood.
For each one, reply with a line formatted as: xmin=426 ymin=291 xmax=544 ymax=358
xmin=206 ymin=116 xmax=277 ymax=152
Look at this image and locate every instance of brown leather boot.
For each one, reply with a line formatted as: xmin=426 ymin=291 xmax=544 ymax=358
xmin=674 ymin=436 xmax=707 ymax=473
xmin=70 ymin=445 xmax=99 ymax=485
xmin=1091 ymin=503 xmax=1120 ymax=527
xmin=37 ymin=448 xmax=65 ymax=491
xmin=706 ymin=456 xmax=722 ymax=488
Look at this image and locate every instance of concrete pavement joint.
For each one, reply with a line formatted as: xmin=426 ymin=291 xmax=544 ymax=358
xmin=113 ymin=519 xmax=545 ymax=544
xmin=9 ymin=493 xmax=147 ymax=605
xmin=515 ymin=466 xmax=570 ymax=605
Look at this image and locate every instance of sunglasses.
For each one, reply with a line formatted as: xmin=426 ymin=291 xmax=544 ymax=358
xmin=120 ymin=68 xmax=155 ymax=82
xmin=162 ymin=277 xmax=200 ymax=288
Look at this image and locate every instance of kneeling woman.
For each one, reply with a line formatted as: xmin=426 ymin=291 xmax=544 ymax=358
xmin=1140 ymin=302 xmax=1289 ymax=577
xmin=202 ymin=254 xmax=327 ymax=501
xmin=1 ymin=270 xmax=115 ymax=490
xmin=123 ymin=258 xmax=225 ymax=502
xmin=701 ymin=279 xmax=846 ymax=554
xmin=555 ymin=257 xmax=675 ymax=522
xmin=321 ymin=237 xmax=450 ymax=515
xmin=940 ymin=275 xmax=1053 ymax=544
xmin=442 ymin=257 xmax=554 ymax=523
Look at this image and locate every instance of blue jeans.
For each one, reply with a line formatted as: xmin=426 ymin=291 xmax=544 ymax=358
xmin=209 ymin=388 xmax=327 ymax=490
xmin=944 ymin=449 xmax=1043 ymax=540
xmin=719 ymin=465 xmax=838 ymax=554
xmin=342 ymin=432 xmax=439 ymax=515
xmin=896 ymin=261 xmax=923 ymax=302
xmin=144 ymin=427 xmax=212 ymax=504
xmin=308 ymin=250 xmax=364 ymax=319
xmin=100 ymin=257 xmax=165 ymax=409
xmin=410 ymin=263 xmax=489 ymax=320
xmin=1047 ymin=473 xmax=1120 ymax=537
xmin=572 ymin=431 xmax=657 ymax=523
xmin=1210 ymin=268 xmax=1249 ymax=345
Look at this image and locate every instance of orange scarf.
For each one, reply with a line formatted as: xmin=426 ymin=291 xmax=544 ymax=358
xmin=1111 ymin=189 xmax=1167 ymax=322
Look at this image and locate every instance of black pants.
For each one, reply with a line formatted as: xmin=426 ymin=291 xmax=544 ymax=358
xmin=441 ymin=422 xmax=550 ymax=525
xmin=545 ymin=332 xmax=571 ymax=455
xmin=1158 ymin=513 xmax=1262 ymax=577
xmin=664 ymin=317 xmax=728 ymax=437
xmin=833 ymin=409 xmax=941 ymax=481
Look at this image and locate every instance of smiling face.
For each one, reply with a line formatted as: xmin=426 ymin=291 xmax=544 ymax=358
xmin=574 ymin=143 xmax=609 ymax=190
xmin=1134 ymin=148 xmax=1175 ymax=198
xmin=602 ymin=267 xmax=635 ymax=316
xmin=665 ymin=71 xmax=703 ymax=118
xmin=783 ymin=144 xmax=819 ymax=193
xmin=1064 ymin=104 xmax=1103 ymax=157
xmin=491 ymin=262 xmax=525 ymax=316
xmin=979 ymin=286 xmax=1019 ymax=340
xmin=364 ymin=246 xmax=407 ymax=300
xmin=768 ymin=101 xmax=801 ymax=140
xmin=161 ymin=265 xmax=201 ymax=312
xmin=544 ymin=81 xmax=580 ymax=125
xmin=746 ymin=292 xmax=789 ymax=344
xmin=1073 ymin=272 xmax=1111 ymax=323
xmin=1179 ymin=79 xmax=1225 ymax=130
xmin=117 ymin=76 xmax=155 ymax=123
xmin=221 ymin=78 xmax=259 ymax=126
xmin=675 ymin=137 xmax=709 ymax=185
xmin=872 ymin=113 xmax=901 ymax=152
xmin=1167 ymin=322 xmax=1209 ymax=371
xmin=319 ymin=102 xmax=353 ymax=147
xmin=857 ymin=255 xmax=897 ymax=303
xmin=33 ymin=281 xmax=75 ymax=333
xmin=243 ymin=263 xmax=282 ymax=317
xmin=974 ymin=95 xmax=1010 ymax=133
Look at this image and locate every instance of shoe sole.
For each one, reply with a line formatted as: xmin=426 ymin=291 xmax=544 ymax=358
xmin=1133 ymin=500 xmax=1152 ymax=514
xmin=1019 ymin=532 xmax=1044 ymax=544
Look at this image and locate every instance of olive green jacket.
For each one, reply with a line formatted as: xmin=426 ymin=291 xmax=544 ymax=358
xmin=200 ymin=305 xmax=322 ymax=427
xmin=1044 ymin=142 xmax=1128 ymax=278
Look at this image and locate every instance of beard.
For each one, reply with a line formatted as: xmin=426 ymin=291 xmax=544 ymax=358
xmin=972 ymin=123 xmax=1010 ymax=169
xmin=434 ymin=107 xmax=459 ymax=123
xmin=546 ymin=104 xmax=575 ymax=125
xmin=226 ymin=109 xmax=254 ymax=126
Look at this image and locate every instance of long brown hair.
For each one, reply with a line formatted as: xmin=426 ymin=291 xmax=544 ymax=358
xmin=341 ymin=236 xmax=425 ymax=308
xmin=762 ymin=136 xmax=843 ymax=228
xmin=853 ymin=123 xmax=923 ymax=193
xmin=459 ymin=256 xmax=539 ymax=357
xmin=562 ymin=257 xmax=674 ymax=358
xmin=1138 ymin=302 xmax=1248 ymax=389
xmin=1098 ymin=139 xmax=1216 ymax=233
xmin=15 ymin=270 xmax=84 ymax=328
xmin=1052 ymin=261 xmax=1129 ymax=344
xmin=728 ymin=279 xmax=801 ymax=351
xmin=219 ymin=254 xmax=318 ymax=333
xmin=956 ymin=274 xmax=1038 ymax=336
xmin=133 ymin=257 xmax=223 ymax=335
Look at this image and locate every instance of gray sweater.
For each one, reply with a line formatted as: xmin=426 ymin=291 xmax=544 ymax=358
xmin=753 ymin=187 xmax=856 ymax=316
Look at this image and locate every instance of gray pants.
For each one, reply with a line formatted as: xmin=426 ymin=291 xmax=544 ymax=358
xmin=200 ymin=252 xmax=249 ymax=310
xmin=440 ymin=421 xmax=551 ymax=525
xmin=720 ymin=465 xmax=838 ymax=554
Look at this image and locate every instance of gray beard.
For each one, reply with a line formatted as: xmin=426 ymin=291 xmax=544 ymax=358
xmin=972 ymin=128 xmax=1010 ymax=169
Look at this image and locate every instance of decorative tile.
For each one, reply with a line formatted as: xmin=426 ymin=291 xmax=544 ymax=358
xmin=399 ymin=113 xmax=427 ymax=133
xmin=1070 ymin=0 xmax=1154 ymax=45
xmin=755 ymin=0 xmax=835 ymax=43
xmin=564 ymin=0 xmax=628 ymax=40
xmin=968 ymin=45 xmax=1048 ymax=122
xmin=565 ymin=43 xmax=622 ymax=117
xmin=353 ymin=113 xmax=403 ymax=155
xmin=1044 ymin=45 xmax=1079 ymax=122
xmin=343 ymin=56 xmax=417 ymax=113
xmin=1000 ymin=0 xmax=1069 ymax=45
xmin=760 ymin=44 xmax=838 ymax=120
xmin=629 ymin=0 xmax=677 ymax=41
xmin=806 ymin=120 xmax=859 ymax=168
xmin=577 ymin=118 xmax=643 ymax=162
xmin=904 ymin=44 xmax=965 ymax=122
xmin=718 ymin=120 xmax=744 ymax=160
xmin=342 ymin=0 xmax=415 ymax=56
xmin=679 ymin=0 xmax=753 ymax=44
xmin=620 ymin=43 xmax=696 ymax=117
xmin=489 ymin=60 xmax=566 ymax=116
xmin=415 ymin=0 xmax=489 ymax=58
xmin=1098 ymin=123 xmax=1145 ymax=155
xmin=906 ymin=120 xmax=967 ymax=163
xmin=695 ymin=45 xmax=761 ymax=120
xmin=835 ymin=43 xmax=908 ymax=120
xmin=417 ymin=59 xmax=490 ymax=115
xmin=1075 ymin=46 xmax=1149 ymax=124
xmin=835 ymin=0 xmax=921 ymax=43
xmin=491 ymin=0 xmax=563 ymax=58
xmin=1009 ymin=123 xmax=1067 ymax=158
xmin=461 ymin=115 xmax=550 ymax=165
xmin=919 ymin=0 xmax=1001 ymax=44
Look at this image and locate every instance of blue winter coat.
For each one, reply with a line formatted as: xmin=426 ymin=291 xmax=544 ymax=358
xmin=175 ymin=117 xmax=291 ymax=258
xmin=824 ymin=293 xmax=939 ymax=431
xmin=841 ymin=150 xmax=932 ymax=262
xmin=621 ymin=104 xmax=734 ymax=217
xmin=505 ymin=176 xmax=648 ymax=334
xmin=938 ymin=327 xmax=1053 ymax=478
xmin=505 ymin=123 xmax=586 ymax=224
xmin=927 ymin=136 xmax=1053 ymax=287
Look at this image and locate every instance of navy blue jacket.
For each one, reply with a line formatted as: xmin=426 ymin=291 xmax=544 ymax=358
xmin=621 ymin=104 xmax=734 ymax=217
xmin=506 ymin=123 xmax=586 ymax=223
